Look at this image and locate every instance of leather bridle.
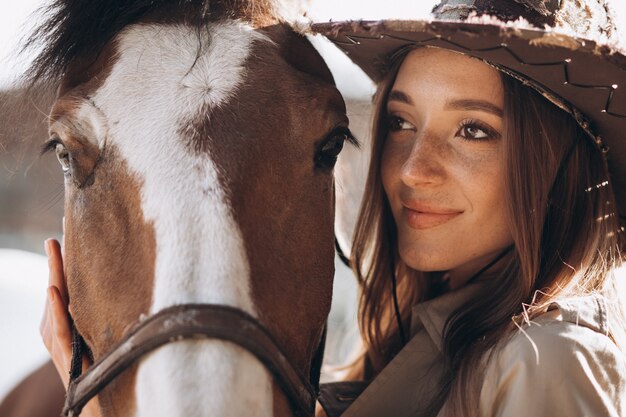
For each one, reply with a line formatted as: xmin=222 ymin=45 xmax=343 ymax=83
xmin=63 ymin=304 xmax=327 ymax=417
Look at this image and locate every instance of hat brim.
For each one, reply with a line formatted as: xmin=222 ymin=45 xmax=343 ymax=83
xmin=312 ymin=20 xmax=626 ymax=226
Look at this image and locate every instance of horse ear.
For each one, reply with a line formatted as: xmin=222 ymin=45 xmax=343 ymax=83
xmin=266 ymin=24 xmax=336 ymax=85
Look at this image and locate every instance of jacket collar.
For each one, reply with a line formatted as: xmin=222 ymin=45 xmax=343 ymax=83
xmin=409 ymin=283 xmax=480 ymax=351
xmin=410 ymin=284 xmax=609 ymax=351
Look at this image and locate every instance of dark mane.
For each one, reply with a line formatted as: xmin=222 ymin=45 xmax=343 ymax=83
xmin=24 ymin=0 xmax=281 ymax=86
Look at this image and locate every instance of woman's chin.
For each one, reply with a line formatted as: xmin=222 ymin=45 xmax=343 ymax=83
xmin=398 ymin=247 xmax=453 ymax=273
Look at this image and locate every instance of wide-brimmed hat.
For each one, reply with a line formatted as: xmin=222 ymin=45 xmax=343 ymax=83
xmin=312 ymin=0 xmax=626 ymax=229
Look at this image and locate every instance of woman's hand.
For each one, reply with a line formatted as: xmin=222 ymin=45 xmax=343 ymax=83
xmin=39 ymin=238 xmax=101 ymax=417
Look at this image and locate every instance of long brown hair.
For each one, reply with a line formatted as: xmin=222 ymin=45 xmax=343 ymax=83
xmin=348 ymin=48 xmax=626 ymax=416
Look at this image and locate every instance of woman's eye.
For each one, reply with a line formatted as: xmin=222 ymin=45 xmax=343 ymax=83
xmin=55 ymin=143 xmax=71 ymax=174
xmin=460 ymin=125 xmax=488 ymax=139
xmin=388 ymin=116 xmax=415 ymax=132
xmin=456 ymin=121 xmax=500 ymax=141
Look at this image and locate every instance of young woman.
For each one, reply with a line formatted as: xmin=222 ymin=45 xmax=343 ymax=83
xmin=313 ymin=1 xmax=626 ymax=416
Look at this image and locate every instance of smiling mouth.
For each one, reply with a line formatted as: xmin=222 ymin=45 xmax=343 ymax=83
xmin=403 ymin=207 xmax=462 ymax=230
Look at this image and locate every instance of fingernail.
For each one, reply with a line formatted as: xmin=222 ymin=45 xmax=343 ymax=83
xmin=48 ymin=287 xmax=56 ymax=304
xmin=44 ymin=239 xmax=50 ymax=256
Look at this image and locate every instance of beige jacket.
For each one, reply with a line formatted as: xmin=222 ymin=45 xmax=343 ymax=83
xmin=326 ymin=285 xmax=626 ymax=417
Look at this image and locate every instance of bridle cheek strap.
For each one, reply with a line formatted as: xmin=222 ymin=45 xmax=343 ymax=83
xmin=63 ymin=304 xmax=317 ymax=417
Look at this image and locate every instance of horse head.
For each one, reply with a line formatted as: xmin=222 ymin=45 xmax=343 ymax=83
xmin=32 ymin=1 xmax=353 ymax=416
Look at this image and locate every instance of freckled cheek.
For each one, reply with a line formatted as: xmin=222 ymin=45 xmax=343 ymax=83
xmin=460 ymin=162 xmax=508 ymax=224
xmin=449 ymin=145 xmax=502 ymax=197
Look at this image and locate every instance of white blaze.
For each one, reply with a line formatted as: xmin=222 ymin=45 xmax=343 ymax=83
xmin=92 ymin=23 xmax=273 ymax=416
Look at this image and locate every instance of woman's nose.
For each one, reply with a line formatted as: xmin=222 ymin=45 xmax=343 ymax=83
xmin=400 ymin=130 xmax=446 ymax=187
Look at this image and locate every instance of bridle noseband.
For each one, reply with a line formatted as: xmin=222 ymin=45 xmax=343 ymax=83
xmin=63 ymin=304 xmax=326 ymax=417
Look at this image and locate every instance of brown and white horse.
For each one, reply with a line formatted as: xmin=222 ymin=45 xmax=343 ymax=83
xmin=9 ymin=1 xmax=354 ymax=416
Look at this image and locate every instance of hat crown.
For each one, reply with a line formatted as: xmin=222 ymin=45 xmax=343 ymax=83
xmin=432 ymin=0 xmax=616 ymax=41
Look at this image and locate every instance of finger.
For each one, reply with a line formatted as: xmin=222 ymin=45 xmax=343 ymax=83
xmin=49 ymin=286 xmax=72 ymax=356
xmin=39 ymin=288 xmax=53 ymax=351
xmin=46 ymin=239 xmax=68 ymax=305
xmin=49 ymin=286 xmax=73 ymax=388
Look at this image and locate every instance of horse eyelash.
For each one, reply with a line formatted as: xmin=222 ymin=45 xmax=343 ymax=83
xmin=347 ymin=134 xmax=361 ymax=149
xmin=339 ymin=127 xmax=361 ymax=149
xmin=40 ymin=137 xmax=61 ymax=156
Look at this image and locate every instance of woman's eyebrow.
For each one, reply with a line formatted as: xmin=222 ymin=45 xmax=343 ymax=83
xmin=388 ymin=90 xmax=413 ymax=105
xmin=445 ymin=99 xmax=503 ymax=117
xmin=388 ymin=91 xmax=503 ymax=118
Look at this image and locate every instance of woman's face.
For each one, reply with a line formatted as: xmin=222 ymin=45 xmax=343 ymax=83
xmin=382 ymin=48 xmax=513 ymax=282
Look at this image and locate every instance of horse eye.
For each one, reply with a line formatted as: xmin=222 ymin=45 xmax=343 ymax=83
xmin=315 ymin=128 xmax=351 ymax=170
xmin=55 ymin=143 xmax=71 ymax=174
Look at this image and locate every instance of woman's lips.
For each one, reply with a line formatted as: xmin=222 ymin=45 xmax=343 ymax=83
xmin=402 ymin=203 xmax=462 ymax=230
